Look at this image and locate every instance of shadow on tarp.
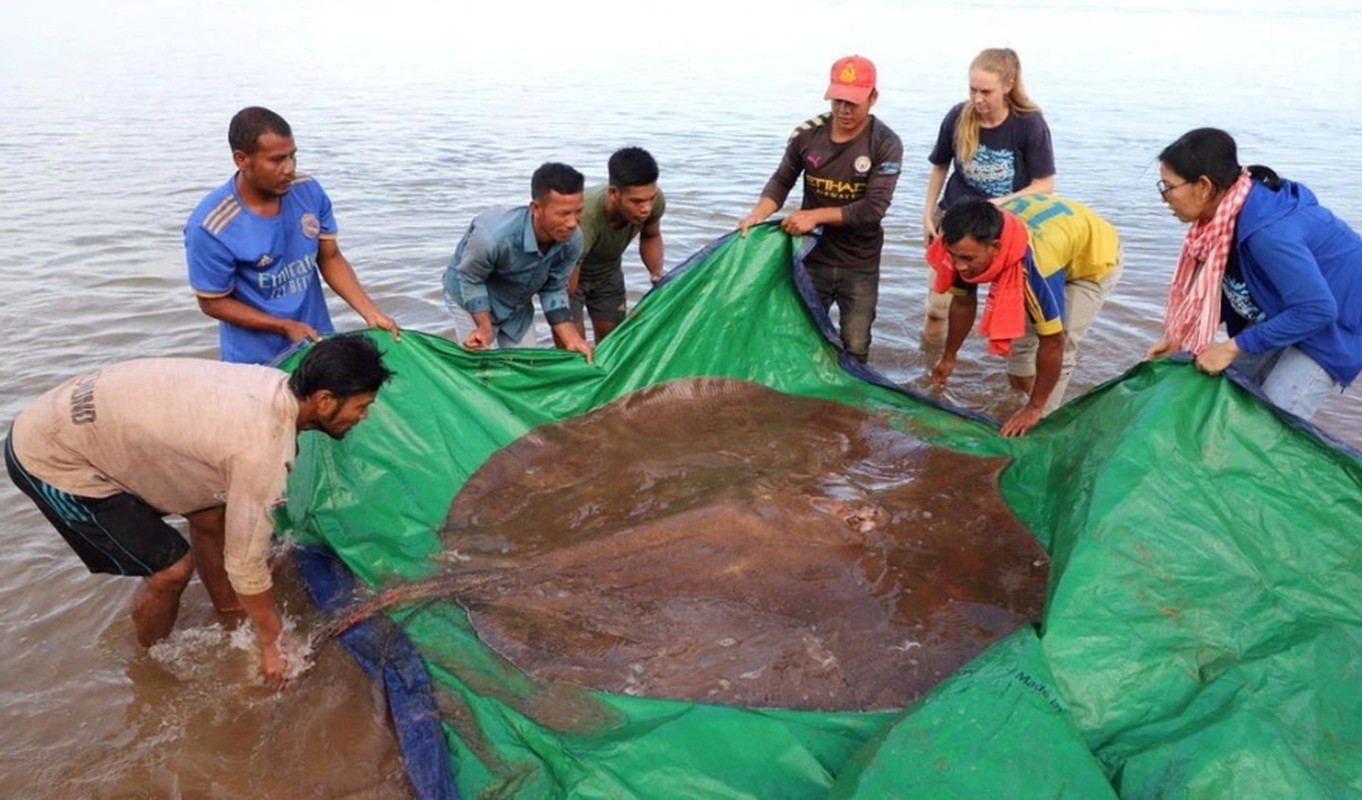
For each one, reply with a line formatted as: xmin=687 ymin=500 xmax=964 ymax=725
xmin=279 ymin=224 xmax=1362 ymax=799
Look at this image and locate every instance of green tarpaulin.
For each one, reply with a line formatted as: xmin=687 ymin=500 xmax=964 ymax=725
xmin=280 ymin=225 xmax=1362 ymax=798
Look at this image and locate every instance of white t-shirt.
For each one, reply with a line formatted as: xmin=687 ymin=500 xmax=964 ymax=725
xmin=13 ymin=359 xmax=298 ymax=595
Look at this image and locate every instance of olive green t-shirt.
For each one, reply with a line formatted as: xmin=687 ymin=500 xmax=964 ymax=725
xmin=577 ymin=184 xmax=666 ymax=282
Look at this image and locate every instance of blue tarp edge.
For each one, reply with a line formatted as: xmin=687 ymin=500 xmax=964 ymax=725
xmin=295 ymin=546 xmax=457 ymax=800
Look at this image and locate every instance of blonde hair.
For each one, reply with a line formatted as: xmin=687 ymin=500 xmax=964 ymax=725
xmin=954 ymin=48 xmax=1041 ymax=167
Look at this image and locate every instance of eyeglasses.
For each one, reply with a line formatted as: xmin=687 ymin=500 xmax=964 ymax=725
xmin=1156 ymin=178 xmax=1190 ymax=201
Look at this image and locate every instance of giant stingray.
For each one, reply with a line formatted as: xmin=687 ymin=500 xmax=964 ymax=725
xmin=330 ymin=378 xmax=1047 ymax=712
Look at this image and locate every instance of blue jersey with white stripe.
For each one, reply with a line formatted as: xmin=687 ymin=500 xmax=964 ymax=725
xmin=185 ymin=174 xmax=337 ymax=363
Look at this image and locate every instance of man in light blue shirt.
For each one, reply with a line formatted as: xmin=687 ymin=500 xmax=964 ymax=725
xmin=443 ymin=163 xmax=595 ymax=362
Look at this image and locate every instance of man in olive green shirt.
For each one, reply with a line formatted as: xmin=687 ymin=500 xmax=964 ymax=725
xmin=566 ymin=147 xmax=666 ymax=343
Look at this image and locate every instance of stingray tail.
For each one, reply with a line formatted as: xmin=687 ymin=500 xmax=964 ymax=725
xmin=314 ymin=574 xmax=472 ymax=643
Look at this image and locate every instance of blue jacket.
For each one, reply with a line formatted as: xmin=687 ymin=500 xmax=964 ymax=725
xmin=1230 ymin=179 xmax=1362 ymax=385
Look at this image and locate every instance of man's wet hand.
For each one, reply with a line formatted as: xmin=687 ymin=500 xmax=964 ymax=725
xmin=930 ymin=355 xmax=956 ymax=387
xmin=259 ymin=638 xmax=288 ymax=687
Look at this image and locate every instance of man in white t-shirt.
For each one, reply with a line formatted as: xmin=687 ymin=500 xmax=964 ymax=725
xmin=4 ymin=333 xmax=393 ymax=684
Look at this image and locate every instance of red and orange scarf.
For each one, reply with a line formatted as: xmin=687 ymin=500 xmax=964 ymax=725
xmin=926 ymin=211 xmax=1031 ymax=356
xmin=1161 ymin=171 xmax=1253 ymax=354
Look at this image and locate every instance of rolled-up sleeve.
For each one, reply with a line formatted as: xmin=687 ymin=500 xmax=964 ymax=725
xmin=222 ymin=439 xmax=292 ymax=596
xmin=539 ymin=235 xmax=583 ymax=326
xmin=451 ymin=226 xmax=498 ymax=315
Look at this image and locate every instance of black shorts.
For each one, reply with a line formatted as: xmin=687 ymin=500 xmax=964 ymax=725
xmin=569 ymin=269 xmax=628 ymax=326
xmin=5 ymin=433 xmax=188 ymax=576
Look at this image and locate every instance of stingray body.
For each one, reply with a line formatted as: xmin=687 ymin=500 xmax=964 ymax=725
xmin=331 ymin=379 xmax=1048 ymax=711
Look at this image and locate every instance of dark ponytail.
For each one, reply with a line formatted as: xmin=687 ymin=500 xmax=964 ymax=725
xmin=1246 ymin=164 xmax=1283 ymax=190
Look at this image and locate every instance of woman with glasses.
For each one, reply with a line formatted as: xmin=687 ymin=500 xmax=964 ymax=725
xmin=1145 ymin=127 xmax=1362 ymax=419
xmin=921 ymin=48 xmax=1056 ymax=337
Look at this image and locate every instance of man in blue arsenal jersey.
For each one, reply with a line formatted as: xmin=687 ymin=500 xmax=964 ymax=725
xmin=185 ymin=106 xmax=400 ymax=364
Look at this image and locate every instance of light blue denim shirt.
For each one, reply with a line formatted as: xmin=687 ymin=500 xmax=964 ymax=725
xmin=442 ymin=206 xmax=582 ymax=344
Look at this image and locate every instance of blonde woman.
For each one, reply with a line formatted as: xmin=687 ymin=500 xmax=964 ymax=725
xmin=922 ymin=49 xmax=1055 ymax=331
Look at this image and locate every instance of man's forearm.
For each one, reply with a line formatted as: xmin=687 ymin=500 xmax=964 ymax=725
xmin=943 ymin=295 xmax=977 ymax=358
xmin=1028 ymin=333 xmax=1065 ymax=409
xmin=640 ymin=234 xmax=664 ymax=277
xmin=319 ymin=252 xmax=382 ymax=322
xmin=237 ymin=587 xmax=282 ymax=646
xmin=197 ymin=295 xmax=292 ymax=334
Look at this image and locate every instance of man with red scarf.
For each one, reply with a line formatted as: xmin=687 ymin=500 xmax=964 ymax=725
xmin=928 ymin=195 xmax=1121 ymax=436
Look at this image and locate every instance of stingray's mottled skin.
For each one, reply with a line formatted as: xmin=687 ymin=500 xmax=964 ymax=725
xmin=343 ymin=379 xmax=1048 ymax=712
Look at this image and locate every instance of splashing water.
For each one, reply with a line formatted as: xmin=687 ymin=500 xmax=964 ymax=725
xmin=149 ymin=614 xmax=317 ymax=685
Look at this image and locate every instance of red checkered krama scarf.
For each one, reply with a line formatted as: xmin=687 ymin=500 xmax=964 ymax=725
xmin=1161 ymin=170 xmax=1253 ymax=354
xmin=926 ymin=210 xmax=1031 ymax=356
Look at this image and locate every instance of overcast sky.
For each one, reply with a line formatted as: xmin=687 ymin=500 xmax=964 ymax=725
xmin=2 ymin=0 xmax=1355 ymax=80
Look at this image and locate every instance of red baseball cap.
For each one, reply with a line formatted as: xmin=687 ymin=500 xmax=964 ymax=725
xmin=824 ymin=55 xmax=877 ymax=104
